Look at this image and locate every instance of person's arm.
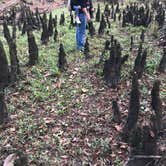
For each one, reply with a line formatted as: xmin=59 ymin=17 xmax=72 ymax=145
xmin=82 ymin=7 xmax=91 ymax=22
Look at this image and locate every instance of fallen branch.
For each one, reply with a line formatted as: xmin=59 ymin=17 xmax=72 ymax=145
xmin=131 ymin=155 xmax=165 ymax=159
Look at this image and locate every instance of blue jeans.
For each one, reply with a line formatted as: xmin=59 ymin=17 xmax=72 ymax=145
xmin=76 ymin=13 xmax=87 ymax=49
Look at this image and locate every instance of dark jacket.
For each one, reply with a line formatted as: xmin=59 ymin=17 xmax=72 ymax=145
xmin=71 ymin=0 xmax=93 ymax=13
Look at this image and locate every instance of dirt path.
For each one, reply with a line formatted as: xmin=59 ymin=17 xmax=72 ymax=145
xmin=29 ymin=0 xmax=65 ymax=12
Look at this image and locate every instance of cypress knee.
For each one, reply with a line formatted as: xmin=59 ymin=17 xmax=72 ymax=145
xmin=58 ymin=43 xmax=68 ymax=72
xmin=151 ymin=80 xmax=163 ymax=134
xmin=159 ymin=48 xmax=166 ymax=72
xmin=112 ymin=100 xmax=121 ymax=124
xmin=103 ymin=41 xmax=128 ymax=88
xmin=27 ymin=30 xmax=38 ymax=66
xmin=0 ymin=92 xmax=7 ymax=125
xmin=0 ymin=40 xmax=9 ymax=89
xmin=121 ymin=74 xmax=140 ymax=142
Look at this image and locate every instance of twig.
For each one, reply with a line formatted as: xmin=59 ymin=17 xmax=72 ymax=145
xmin=132 ymin=155 xmax=165 ymax=159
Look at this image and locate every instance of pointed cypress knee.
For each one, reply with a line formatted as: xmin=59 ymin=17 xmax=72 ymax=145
xmin=98 ymin=14 xmax=106 ymax=36
xmin=142 ymin=125 xmax=157 ymax=155
xmin=138 ymin=48 xmax=147 ymax=78
xmin=96 ymin=4 xmax=101 ymax=22
xmin=103 ymin=41 xmax=128 ymax=88
xmin=127 ymin=125 xmax=157 ymax=166
xmin=151 ymin=80 xmax=163 ymax=134
xmin=98 ymin=40 xmax=110 ymax=64
xmin=0 ymin=40 xmax=9 ymax=89
xmin=22 ymin=20 xmax=28 ymax=35
xmin=48 ymin=12 xmax=53 ymax=37
xmin=9 ymin=40 xmax=20 ymax=83
xmin=3 ymin=21 xmax=11 ymax=44
xmin=140 ymin=29 xmax=145 ymax=43
xmin=27 ymin=30 xmax=38 ymax=66
xmin=121 ymin=74 xmax=140 ymax=142
xmin=0 ymin=91 xmax=7 ymax=125
xmin=105 ymin=40 xmax=110 ymax=50
xmin=88 ymin=21 xmax=95 ymax=36
xmin=69 ymin=13 xmax=75 ymax=28
xmin=53 ymin=15 xmax=57 ymax=28
xmin=3 ymin=22 xmax=20 ymax=84
xmin=41 ymin=13 xmax=49 ymax=45
xmin=59 ymin=12 xmax=65 ymax=26
xmin=58 ymin=44 xmax=68 ymax=72
xmin=84 ymin=38 xmax=90 ymax=59
xmin=158 ymin=47 xmax=166 ymax=72
xmin=129 ymin=126 xmax=142 ymax=155
xmin=54 ymin=26 xmax=58 ymax=42
xmin=112 ymin=100 xmax=121 ymax=124
xmin=133 ymin=46 xmax=147 ymax=79
xmin=130 ymin=36 xmax=134 ymax=51
xmin=106 ymin=16 xmax=111 ymax=29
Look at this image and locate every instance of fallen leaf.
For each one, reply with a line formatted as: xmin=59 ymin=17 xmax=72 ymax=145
xmin=114 ymin=125 xmax=122 ymax=132
xmin=44 ymin=118 xmax=54 ymax=124
xmin=3 ymin=154 xmax=16 ymax=166
xmin=60 ymin=155 xmax=68 ymax=159
xmin=150 ymin=130 xmax=155 ymax=137
xmin=120 ymin=144 xmax=128 ymax=149
xmin=81 ymin=88 xmax=88 ymax=93
xmin=10 ymin=128 xmax=16 ymax=132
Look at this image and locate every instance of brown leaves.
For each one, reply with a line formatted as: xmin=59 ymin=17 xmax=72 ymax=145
xmin=43 ymin=117 xmax=55 ymax=125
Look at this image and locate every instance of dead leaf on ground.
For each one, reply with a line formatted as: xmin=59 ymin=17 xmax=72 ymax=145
xmin=3 ymin=154 xmax=16 ymax=166
xmin=82 ymin=88 xmax=88 ymax=93
xmin=114 ymin=125 xmax=122 ymax=132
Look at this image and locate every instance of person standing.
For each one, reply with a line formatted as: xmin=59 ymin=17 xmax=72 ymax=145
xmin=70 ymin=0 xmax=93 ymax=51
xmin=68 ymin=0 xmax=81 ymax=24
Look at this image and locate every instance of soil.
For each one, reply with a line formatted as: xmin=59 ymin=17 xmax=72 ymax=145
xmin=0 ymin=0 xmax=65 ymax=14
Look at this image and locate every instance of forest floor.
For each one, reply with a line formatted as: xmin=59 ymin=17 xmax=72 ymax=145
xmin=0 ymin=0 xmax=166 ymax=166
xmin=0 ymin=0 xmax=65 ymax=14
